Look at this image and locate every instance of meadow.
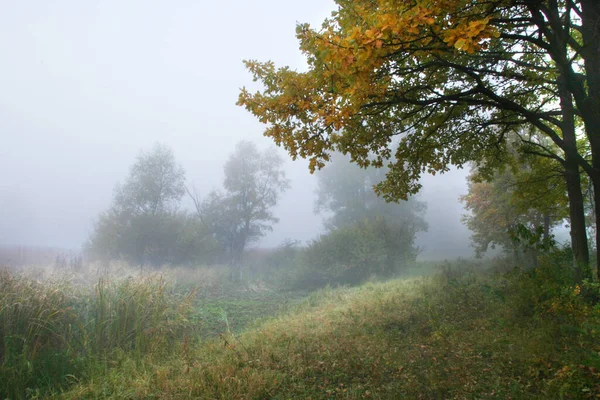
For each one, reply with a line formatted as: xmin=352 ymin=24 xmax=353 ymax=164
xmin=1 ymin=259 xmax=599 ymax=399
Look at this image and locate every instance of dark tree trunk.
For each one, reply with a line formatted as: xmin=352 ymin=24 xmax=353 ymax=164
xmin=580 ymin=0 xmax=600 ymax=279
xmin=558 ymin=75 xmax=590 ymax=280
xmin=564 ymin=159 xmax=590 ymax=281
xmin=543 ymin=213 xmax=550 ymax=241
xmin=537 ymin=0 xmax=600 ymax=279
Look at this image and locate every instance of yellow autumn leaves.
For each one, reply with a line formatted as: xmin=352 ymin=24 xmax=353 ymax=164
xmin=443 ymin=17 xmax=501 ymax=53
xmin=325 ymin=1 xmax=498 ymax=54
xmin=237 ymin=0 xmax=504 ymax=176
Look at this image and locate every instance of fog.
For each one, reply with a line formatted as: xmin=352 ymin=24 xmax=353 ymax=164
xmin=0 ymin=0 xmax=473 ymax=259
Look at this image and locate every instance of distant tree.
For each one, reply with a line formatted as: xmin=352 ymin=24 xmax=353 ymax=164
xmin=315 ymin=153 xmax=427 ymax=233
xmin=87 ymin=143 xmax=217 ymax=266
xmin=306 ymin=153 xmax=426 ymax=282
xmin=199 ymin=141 xmax=290 ymax=276
xmin=113 ymin=143 xmax=185 ymax=216
xmin=461 ymin=154 xmax=568 ymax=259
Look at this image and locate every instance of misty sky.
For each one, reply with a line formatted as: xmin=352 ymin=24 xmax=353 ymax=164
xmin=0 ymin=1 xmax=473 ymax=259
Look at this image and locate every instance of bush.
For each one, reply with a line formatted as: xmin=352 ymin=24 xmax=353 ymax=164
xmin=87 ymin=212 xmax=221 ymax=267
xmin=297 ymin=218 xmax=417 ymax=288
xmin=251 ymin=239 xmax=303 ymax=286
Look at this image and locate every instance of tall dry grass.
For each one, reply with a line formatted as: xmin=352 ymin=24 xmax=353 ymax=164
xmin=0 ymin=262 xmax=206 ymax=398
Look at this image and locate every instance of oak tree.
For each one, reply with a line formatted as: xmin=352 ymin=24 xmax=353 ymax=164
xmin=239 ymin=0 xmax=600 ymax=278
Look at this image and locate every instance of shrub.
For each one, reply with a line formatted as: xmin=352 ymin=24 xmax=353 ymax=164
xmin=87 ymin=212 xmax=221 ymax=267
xmin=297 ymin=218 xmax=417 ymax=288
xmin=246 ymin=239 xmax=304 ymax=286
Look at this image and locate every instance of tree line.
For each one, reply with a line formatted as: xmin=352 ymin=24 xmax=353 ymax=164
xmin=86 ymin=141 xmax=290 ymax=271
xmin=86 ymin=142 xmax=427 ymax=286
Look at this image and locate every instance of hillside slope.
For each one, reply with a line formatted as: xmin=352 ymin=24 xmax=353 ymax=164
xmin=55 ymin=264 xmax=600 ymax=399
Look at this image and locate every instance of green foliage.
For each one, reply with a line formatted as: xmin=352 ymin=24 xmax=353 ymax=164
xmin=462 ymin=162 xmax=566 ymax=258
xmin=298 ymin=218 xmax=417 ymax=287
xmin=88 ymin=211 xmax=220 ymax=266
xmin=238 ymin=0 xmax=599 ymax=203
xmin=315 ymin=153 xmax=427 ymax=233
xmin=87 ymin=143 xmax=218 ymax=266
xmin=289 ymin=153 xmax=426 ymax=289
xmin=511 ymin=224 xmax=559 ymax=254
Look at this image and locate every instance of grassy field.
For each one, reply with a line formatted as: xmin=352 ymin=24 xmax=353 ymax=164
xmin=193 ymin=290 xmax=308 ymax=339
xmin=0 ymin=263 xmax=310 ymax=399
xmin=2 ymin=260 xmax=600 ymax=399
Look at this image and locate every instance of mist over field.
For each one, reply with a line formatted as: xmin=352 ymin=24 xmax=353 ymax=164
xmin=2 ymin=1 xmax=598 ymax=399
xmin=0 ymin=0 xmax=472 ymax=258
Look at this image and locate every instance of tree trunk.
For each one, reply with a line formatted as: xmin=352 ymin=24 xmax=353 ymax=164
xmin=564 ymin=159 xmax=590 ymax=281
xmin=539 ymin=0 xmax=599 ymax=279
xmin=558 ymin=75 xmax=590 ymax=280
xmin=229 ymin=244 xmax=244 ymax=282
xmin=580 ymin=0 xmax=600 ymax=279
xmin=543 ymin=213 xmax=550 ymax=241
xmin=591 ymin=164 xmax=600 ymax=280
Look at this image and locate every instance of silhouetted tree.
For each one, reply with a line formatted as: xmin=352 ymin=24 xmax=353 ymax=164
xmin=199 ymin=141 xmax=289 ymax=277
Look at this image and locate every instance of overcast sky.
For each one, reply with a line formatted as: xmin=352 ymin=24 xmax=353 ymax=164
xmin=0 ymin=0 xmax=473 ymax=259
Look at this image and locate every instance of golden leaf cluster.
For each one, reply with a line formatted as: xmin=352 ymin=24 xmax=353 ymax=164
xmin=238 ymin=0 xmax=504 ymax=184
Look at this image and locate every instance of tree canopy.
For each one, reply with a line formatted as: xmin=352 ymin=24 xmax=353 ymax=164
xmin=113 ymin=143 xmax=186 ymax=216
xmin=239 ymin=0 xmax=600 ymax=277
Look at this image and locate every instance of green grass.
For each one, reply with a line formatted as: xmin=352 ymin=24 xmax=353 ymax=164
xmin=0 ymin=264 xmax=309 ymax=398
xmin=194 ymin=296 xmax=294 ymax=339
xmin=3 ymin=260 xmax=600 ymax=399
xmin=52 ymin=262 xmax=600 ymax=399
